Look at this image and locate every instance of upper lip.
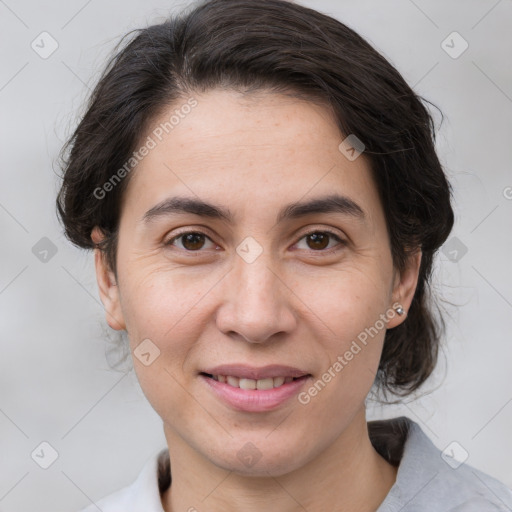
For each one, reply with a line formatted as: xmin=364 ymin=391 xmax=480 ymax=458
xmin=201 ymin=364 xmax=310 ymax=380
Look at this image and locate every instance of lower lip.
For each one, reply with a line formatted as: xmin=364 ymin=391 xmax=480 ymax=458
xmin=200 ymin=374 xmax=311 ymax=412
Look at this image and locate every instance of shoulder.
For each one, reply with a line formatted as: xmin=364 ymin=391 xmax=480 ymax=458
xmin=76 ymin=449 xmax=168 ymax=512
xmin=370 ymin=417 xmax=512 ymax=512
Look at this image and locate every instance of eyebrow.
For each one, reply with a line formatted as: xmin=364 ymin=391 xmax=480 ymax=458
xmin=142 ymin=193 xmax=365 ymax=225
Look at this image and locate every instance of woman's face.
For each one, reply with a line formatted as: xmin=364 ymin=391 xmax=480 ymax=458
xmin=94 ymin=89 xmax=419 ymax=476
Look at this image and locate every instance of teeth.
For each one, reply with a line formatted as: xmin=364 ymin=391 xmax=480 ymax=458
xmin=239 ymin=378 xmax=256 ymax=390
xmin=256 ymin=378 xmax=274 ymax=390
xmin=226 ymin=376 xmax=239 ymax=387
xmin=212 ymin=375 xmax=301 ymax=389
xmin=273 ymin=376 xmax=285 ymax=387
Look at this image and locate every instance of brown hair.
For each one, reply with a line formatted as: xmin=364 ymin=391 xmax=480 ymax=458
xmin=56 ymin=0 xmax=454 ymax=398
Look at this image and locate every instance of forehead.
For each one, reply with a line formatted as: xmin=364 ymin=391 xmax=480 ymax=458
xmin=122 ymin=89 xmax=382 ymax=225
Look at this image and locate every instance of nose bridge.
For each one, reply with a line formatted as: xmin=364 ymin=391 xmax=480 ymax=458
xmin=237 ymin=251 xmax=276 ymax=302
xmin=217 ymin=242 xmax=296 ymax=343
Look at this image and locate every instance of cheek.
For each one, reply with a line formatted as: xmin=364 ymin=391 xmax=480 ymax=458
xmin=118 ymin=266 xmax=223 ymax=392
xmin=296 ymin=263 xmax=391 ymax=394
xmin=118 ymin=264 xmax=216 ymax=341
xmin=120 ymin=271 xmax=208 ymax=421
xmin=293 ymin=259 xmax=392 ymax=341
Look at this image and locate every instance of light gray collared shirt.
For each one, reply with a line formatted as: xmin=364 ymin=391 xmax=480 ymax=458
xmin=370 ymin=417 xmax=512 ymax=511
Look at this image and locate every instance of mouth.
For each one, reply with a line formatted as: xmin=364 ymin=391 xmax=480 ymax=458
xmin=198 ymin=365 xmax=312 ymax=412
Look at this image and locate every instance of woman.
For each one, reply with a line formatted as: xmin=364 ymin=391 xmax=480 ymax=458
xmin=57 ymin=0 xmax=512 ymax=510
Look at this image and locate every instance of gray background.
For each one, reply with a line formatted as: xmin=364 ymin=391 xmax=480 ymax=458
xmin=1 ymin=0 xmax=511 ymax=510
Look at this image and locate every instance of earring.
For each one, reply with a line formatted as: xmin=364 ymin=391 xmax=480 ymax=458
xmin=395 ymin=305 xmax=405 ymax=316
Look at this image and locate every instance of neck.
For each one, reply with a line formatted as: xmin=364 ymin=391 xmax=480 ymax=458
xmin=161 ymin=408 xmax=397 ymax=512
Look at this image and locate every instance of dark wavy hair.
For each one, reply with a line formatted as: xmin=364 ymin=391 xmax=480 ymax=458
xmin=56 ymin=0 xmax=454 ymax=398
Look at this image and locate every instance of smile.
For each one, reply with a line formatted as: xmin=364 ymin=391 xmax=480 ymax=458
xmin=200 ymin=372 xmax=312 ymax=412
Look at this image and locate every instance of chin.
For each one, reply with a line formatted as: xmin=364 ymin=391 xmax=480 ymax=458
xmin=204 ymin=436 xmax=313 ymax=478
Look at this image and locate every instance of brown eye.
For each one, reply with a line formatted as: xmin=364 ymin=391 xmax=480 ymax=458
xmin=181 ymin=233 xmax=206 ymax=250
xmin=295 ymin=230 xmax=345 ymax=252
xmin=306 ymin=232 xmax=330 ymax=250
xmin=166 ymin=231 xmax=216 ymax=251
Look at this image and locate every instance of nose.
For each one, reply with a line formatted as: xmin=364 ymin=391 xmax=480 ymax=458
xmin=215 ymin=250 xmax=297 ymax=344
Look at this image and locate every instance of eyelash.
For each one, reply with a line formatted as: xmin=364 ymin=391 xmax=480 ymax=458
xmin=164 ymin=228 xmax=346 ymax=255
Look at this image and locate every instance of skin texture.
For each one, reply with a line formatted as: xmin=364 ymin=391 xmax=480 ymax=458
xmin=92 ymin=89 xmax=421 ymax=512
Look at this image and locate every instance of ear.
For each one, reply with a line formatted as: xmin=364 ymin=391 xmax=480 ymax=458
xmin=387 ymin=249 xmax=422 ymax=329
xmin=91 ymin=227 xmax=126 ymax=331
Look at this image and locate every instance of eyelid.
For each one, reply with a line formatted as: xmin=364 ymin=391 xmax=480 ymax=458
xmin=296 ymin=225 xmax=346 ymax=241
xmin=293 ymin=227 xmax=347 ymax=252
xmin=164 ymin=227 xmax=219 ymax=249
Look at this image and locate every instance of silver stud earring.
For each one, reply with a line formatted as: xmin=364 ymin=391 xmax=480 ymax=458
xmin=395 ymin=305 xmax=405 ymax=316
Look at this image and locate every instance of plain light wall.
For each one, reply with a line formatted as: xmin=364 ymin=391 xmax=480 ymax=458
xmin=0 ymin=0 xmax=511 ymax=510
